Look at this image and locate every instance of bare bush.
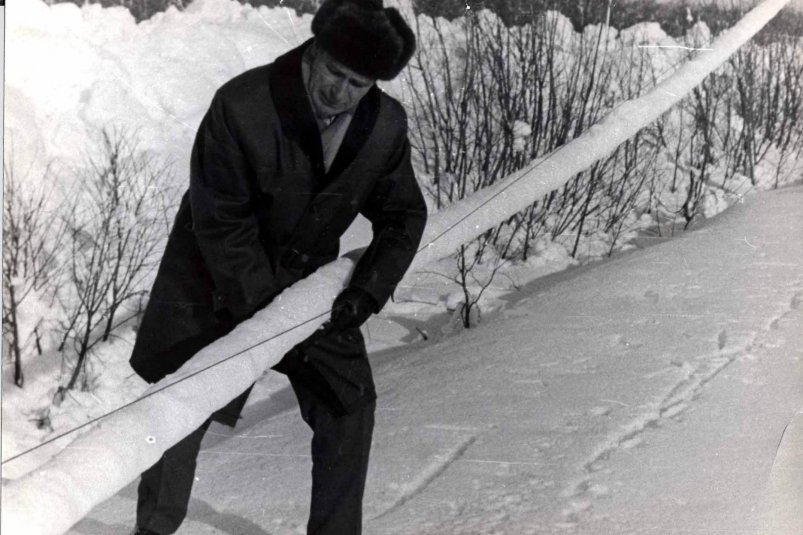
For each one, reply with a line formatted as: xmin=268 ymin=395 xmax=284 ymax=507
xmin=2 ymin=162 xmax=64 ymax=388
xmin=408 ymin=6 xmax=648 ymax=263
xmin=55 ymin=128 xmax=172 ymax=395
xmin=407 ymin=7 xmax=670 ymax=323
xmin=648 ymin=36 xmax=803 ymax=228
xmin=730 ymin=40 xmax=803 ymax=187
xmin=453 ymin=241 xmax=506 ymax=328
xmin=407 ymin=1 xmax=803 ymax=279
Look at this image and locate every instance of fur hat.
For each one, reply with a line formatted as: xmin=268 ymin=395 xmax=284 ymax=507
xmin=311 ymin=0 xmax=416 ymax=81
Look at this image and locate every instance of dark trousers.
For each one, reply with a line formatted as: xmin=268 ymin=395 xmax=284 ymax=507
xmin=136 ymin=378 xmax=375 ymax=534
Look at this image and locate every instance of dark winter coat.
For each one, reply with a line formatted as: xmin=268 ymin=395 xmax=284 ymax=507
xmin=129 ymin=39 xmax=427 ymax=424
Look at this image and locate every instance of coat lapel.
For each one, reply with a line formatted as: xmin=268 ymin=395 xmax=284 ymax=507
xmin=325 ymin=86 xmax=380 ymax=183
xmin=269 ymin=40 xmax=325 ymax=179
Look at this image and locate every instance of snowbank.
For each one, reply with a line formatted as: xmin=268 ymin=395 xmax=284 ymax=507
xmin=5 ymin=0 xmax=313 ymax=184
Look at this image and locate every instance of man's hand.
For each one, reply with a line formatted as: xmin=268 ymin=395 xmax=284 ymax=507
xmin=330 ymin=287 xmax=378 ymax=332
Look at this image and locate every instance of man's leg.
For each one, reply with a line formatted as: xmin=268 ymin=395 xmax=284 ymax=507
xmin=135 ymin=419 xmax=212 ymax=534
xmin=290 ymin=379 xmax=376 ymax=535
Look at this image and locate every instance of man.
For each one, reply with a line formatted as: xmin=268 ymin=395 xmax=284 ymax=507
xmin=128 ymin=1 xmax=426 ymax=533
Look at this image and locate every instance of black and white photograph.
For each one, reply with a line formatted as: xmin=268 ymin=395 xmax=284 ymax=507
xmin=2 ymin=0 xmax=803 ymax=533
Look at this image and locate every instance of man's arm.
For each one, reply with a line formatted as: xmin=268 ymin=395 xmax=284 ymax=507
xmin=349 ymin=118 xmax=428 ymax=311
xmin=189 ymin=92 xmax=279 ymax=320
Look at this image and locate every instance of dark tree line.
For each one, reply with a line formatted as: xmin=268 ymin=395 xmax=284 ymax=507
xmin=44 ymin=0 xmax=803 ymax=42
xmin=413 ymin=0 xmax=803 ymax=44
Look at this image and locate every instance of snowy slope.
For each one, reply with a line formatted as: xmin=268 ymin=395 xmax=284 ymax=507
xmin=67 ymin=186 xmax=803 ymax=534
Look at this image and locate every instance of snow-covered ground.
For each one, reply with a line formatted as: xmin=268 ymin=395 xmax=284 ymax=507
xmin=61 ymin=184 xmax=803 ymax=534
xmin=0 ymin=0 xmax=649 ymax=467
xmin=4 ymin=0 xmax=802 ymax=532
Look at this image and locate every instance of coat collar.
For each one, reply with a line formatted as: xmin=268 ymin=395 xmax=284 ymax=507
xmin=269 ymin=39 xmax=381 ymax=185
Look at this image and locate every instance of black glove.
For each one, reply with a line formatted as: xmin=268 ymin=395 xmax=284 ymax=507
xmin=329 ymin=287 xmax=378 ymax=332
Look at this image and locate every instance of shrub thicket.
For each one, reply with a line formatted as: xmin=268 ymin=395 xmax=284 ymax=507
xmin=404 ymin=6 xmax=803 ymax=325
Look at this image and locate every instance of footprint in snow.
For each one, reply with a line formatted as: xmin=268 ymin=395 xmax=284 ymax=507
xmin=589 ymin=405 xmax=612 ymax=417
xmin=559 ymin=499 xmax=593 ymax=523
xmin=620 ymin=436 xmax=645 ymax=449
xmin=587 ymin=483 xmax=611 ymax=498
xmin=718 ymin=330 xmax=727 ymax=350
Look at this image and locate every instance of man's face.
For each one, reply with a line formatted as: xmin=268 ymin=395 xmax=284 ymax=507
xmin=307 ymin=48 xmax=375 ymax=119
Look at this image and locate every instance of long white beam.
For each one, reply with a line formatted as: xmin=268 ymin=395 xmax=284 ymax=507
xmin=1 ymin=0 xmax=790 ymax=533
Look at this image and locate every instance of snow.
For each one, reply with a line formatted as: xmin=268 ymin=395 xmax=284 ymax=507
xmin=0 ymin=328 xmax=149 ymax=478
xmin=62 ymin=183 xmax=803 ymax=535
xmin=619 ymin=21 xmax=673 ymax=46
xmin=764 ymin=405 xmax=803 ymax=533
xmin=3 ymin=0 xmax=801 ymax=532
xmin=5 ymin=0 xmax=314 ymax=183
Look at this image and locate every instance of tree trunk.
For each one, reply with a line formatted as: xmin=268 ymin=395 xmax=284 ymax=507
xmin=34 ymin=325 xmax=43 ymax=356
xmin=102 ymin=302 xmax=118 ymax=342
xmin=65 ymin=320 xmax=92 ymax=391
xmin=8 ymin=284 xmax=24 ymax=388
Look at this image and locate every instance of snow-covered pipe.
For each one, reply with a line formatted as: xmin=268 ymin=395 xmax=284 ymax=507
xmin=0 ymin=0 xmax=790 ymax=533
